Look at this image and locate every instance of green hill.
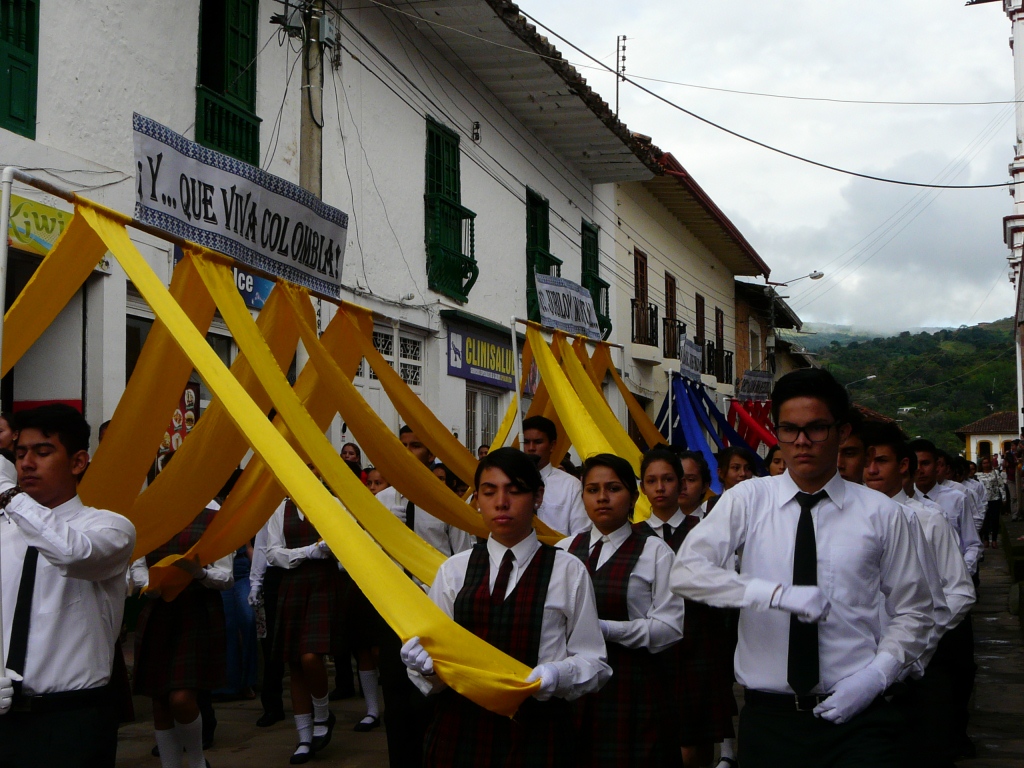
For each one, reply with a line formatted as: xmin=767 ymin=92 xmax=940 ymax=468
xmin=815 ymin=319 xmax=1017 ymax=455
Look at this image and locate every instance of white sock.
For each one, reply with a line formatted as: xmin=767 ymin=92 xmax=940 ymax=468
xmin=294 ymin=713 xmax=314 ymax=756
xmin=719 ymin=737 xmax=737 ymax=760
xmin=174 ymin=715 xmax=205 ymax=768
xmin=359 ymin=669 xmax=381 ymax=719
xmin=154 ymin=728 xmax=182 ymax=768
xmin=312 ymin=693 xmax=331 ymax=737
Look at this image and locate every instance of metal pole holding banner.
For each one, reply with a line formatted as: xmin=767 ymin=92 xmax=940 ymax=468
xmin=666 ymin=369 xmax=673 ymax=446
xmin=0 ymin=164 xmax=16 ymax=676
xmin=510 ymin=315 xmax=525 ymax=447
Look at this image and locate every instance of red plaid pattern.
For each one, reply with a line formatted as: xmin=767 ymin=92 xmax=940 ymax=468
xmin=424 ymin=543 xmax=576 ymax=768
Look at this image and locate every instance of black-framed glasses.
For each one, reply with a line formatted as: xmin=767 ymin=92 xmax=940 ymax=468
xmin=776 ymin=422 xmax=837 ymax=444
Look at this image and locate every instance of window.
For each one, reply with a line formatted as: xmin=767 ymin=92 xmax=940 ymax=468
xmin=631 ymin=249 xmax=656 ymax=346
xmin=196 ymin=0 xmax=260 ymax=164
xmin=694 ymin=293 xmax=706 ymax=344
xmin=580 ymin=220 xmax=611 ymax=338
xmin=368 ymin=328 xmax=422 ymax=386
xmin=0 ymin=0 xmax=38 ymax=139
xmin=978 ymin=440 xmax=992 ymax=458
xmin=466 ymin=387 xmax=500 ymax=452
xmin=526 ymin=189 xmax=560 ymax=321
xmin=715 ymin=307 xmax=725 ymax=350
xmin=634 ymin=249 xmax=648 ymax=304
xmin=664 ymin=274 xmax=676 ymax=321
xmin=663 ymin=274 xmax=682 ymax=358
xmin=425 ymin=119 xmax=477 ymax=302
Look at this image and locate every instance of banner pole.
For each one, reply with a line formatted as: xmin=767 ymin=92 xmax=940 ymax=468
xmin=666 ymin=369 xmax=673 ymax=446
xmin=510 ymin=316 xmax=525 ymax=447
xmin=0 ymin=164 xmax=15 ymax=675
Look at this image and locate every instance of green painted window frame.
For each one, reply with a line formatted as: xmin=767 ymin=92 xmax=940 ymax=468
xmin=580 ymin=220 xmax=611 ymax=339
xmin=0 ymin=0 xmax=39 ymax=139
xmin=526 ymin=189 xmax=561 ymax=322
xmin=425 ymin=118 xmax=477 ymax=302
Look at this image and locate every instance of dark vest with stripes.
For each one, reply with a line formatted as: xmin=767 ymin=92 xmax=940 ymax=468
xmin=567 ymin=529 xmax=680 ymax=768
xmin=146 ymin=506 xmax=217 ymax=600
xmin=424 ymin=542 xmax=575 ymax=768
xmin=283 ymin=499 xmax=321 ymax=549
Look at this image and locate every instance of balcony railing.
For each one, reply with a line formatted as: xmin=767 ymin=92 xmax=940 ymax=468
xmin=425 ymin=194 xmax=478 ymax=303
xmin=583 ymin=272 xmax=612 ymax=339
xmin=701 ymin=340 xmax=734 ymax=383
xmin=662 ymin=318 xmax=686 ymax=359
xmin=631 ymin=299 xmax=659 ymax=347
xmin=703 ymin=340 xmax=716 ymax=376
xmin=527 ymin=246 xmax=563 ymax=322
xmin=195 ymin=85 xmax=261 ymax=166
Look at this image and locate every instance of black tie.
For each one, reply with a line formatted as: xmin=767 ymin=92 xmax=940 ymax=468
xmin=491 ymin=549 xmax=515 ymax=604
xmin=7 ymin=546 xmax=39 ymax=677
xmin=663 ymin=524 xmax=673 ymax=541
xmin=587 ymin=538 xmax=604 ymax=574
xmin=405 ymin=499 xmax=416 ymax=531
xmin=788 ymin=491 xmax=827 ymax=695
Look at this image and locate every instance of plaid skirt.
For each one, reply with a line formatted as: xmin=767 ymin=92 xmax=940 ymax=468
xmin=133 ymin=583 xmax=227 ymax=696
xmin=575 ymin=643 xmax=681 ymax=768
xmin=665 ymin=601 xmax=737 ymax=745
xmin=274 ymin=560 xmax=341 ymax=661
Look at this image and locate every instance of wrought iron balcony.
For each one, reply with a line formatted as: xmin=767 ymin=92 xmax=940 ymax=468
xmin=527 ymin=246 xmax=563 ymax=322
xmin=195 ymin=85 xmax=261 ymax=166
xmin=631 ymin=299 xmax=659 ymax=347
xmin=700 ymin=340 xmax=734 ymax=383
xmin=703 ymin=340 xmax=716 ymax=376
xmin=662 ymin=318 xmax=686 ymax=359
xmin=583 ymin=272 xmax=612 ymax=340
xmin=425 ymin=194 xmax=478 ymax=303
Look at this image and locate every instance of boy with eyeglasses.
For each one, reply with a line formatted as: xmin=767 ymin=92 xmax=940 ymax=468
xmin=671 ymin=368 xmax=933 ymax=768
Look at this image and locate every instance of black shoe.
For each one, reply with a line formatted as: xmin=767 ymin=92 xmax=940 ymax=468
xmin=311 ymin=711 xmax=336 ymax=753
xmin=353 ymin=715 xmax=380 ymax=732
xmin=960 ymin=736 xmax=976 ymax=759
xmin=289 ymin=742 xmax=312 ymax=765
xmin=151 ymin=745 xmax=160 ymax=758
xmin=328 ymin=686 xmax=355 ymax=701
xmin=256 ymin=710 xmax=285 ymax=728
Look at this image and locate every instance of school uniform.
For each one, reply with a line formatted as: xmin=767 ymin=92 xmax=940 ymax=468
xmin=249 ymin=521 xmax=286 ymax=721
xmin=410 ymin=530 xmax=610 ymax=768
xmin=941 ymin=479 xmax=984 ymax=535
xmin=376 ymin=485 xmax=475 ymax=563
xmin=537 ymin=463 xmax=590 ymax=536
xmin=672 ymin=472 xmax=934 ymax=768
xmin=132 ymin=507 xmax=233 ymax=698
xmin=919 ymin=483 xmax=983 ymax=576
xmin=636 ymin=510 xmax=737 ymax=745
xmin=560 ymin=523 xmax=683 ymax=768
xmin=0 ymin=485 xmax=136 ymax=768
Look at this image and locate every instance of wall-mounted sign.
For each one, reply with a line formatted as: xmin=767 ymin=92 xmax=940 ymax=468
xmin=174 ymin=246 xmax=273 ymax=310
xmin=133 ymin=113 xmax=348 ymax=297
xmin=447 ymin=323 xmax=515 ymax=390
xmin=534 ymin=273 xmax=601 ymax=339
xmin=7 ymin=194 xmax=73 ymax=256
xmin=737 ymin=370 xmax=775 ymax=401
xmin=680 ymin=339 xmax=703 ymax=380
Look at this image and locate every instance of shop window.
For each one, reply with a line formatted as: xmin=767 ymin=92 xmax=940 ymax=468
xmin=196 ymin=0 xmax=260 ymax=164
xmin=580 ymin=220 xmax=611 ymax=338
xmin=526 ymin=189 xmax=560 ymax=322
xmin=0 ymin=0 xmax=39 ymax=139
xmin=466 ymin=386 xmax=500 ymax=452
xmin=367 ymin=328 xmax=422 ymax=387
xmin=425 ymin=119 xmax=477 ymax=302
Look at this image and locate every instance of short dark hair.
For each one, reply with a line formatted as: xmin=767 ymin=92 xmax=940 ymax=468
xmin=399 ymin=425 xmax=414 ymax=437
xmin=522 ymin=416 xmax=557 ymax=443
xmin=474 ymin=447 xmax=544 ymax=494
xmin=844 ymin=409 xmax=866 ymax=440
xmin=678 ymin=449 xmax=712 ymax=486
xmin=717 ymin=446 xmax=756 ymax=472
xmin=907 ymin=438 xmax=938 ymax=461
xmin=12 ymin=403 xmax=90 ymax=456
xmin=581 ymin=453 xmax=638 ymax=497
xmin=935 ymin=450 xmax=952 ymax=466
xmin=641 ymin=448 xmax=684 ymax=484
xmin=771 ymin=368 xmax=851 ymax=425
xmin=862 ymin=422 xmax=913 ymax=471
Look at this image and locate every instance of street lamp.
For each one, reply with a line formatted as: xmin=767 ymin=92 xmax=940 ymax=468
xmin=766 ymin=271 xmax=824 ymax=287
xmin=765 ymin=272 xmax=824 ymax=371
xmin=846 ymin=375 xmax=877 ymax=387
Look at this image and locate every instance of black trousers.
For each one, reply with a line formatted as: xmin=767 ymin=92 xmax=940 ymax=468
xmin=981 ymin=501 xmax=1002 ymax=542
xmin=933 ymin=615 xmax=976 ymax=744
xmin=892 ymin=664 xmax=957 ymax=768
xmin=738 ymin=698 xmax=904 ymax=768
xmin=331 ymin=571 xmax=356 ymax=695
xmin=0 ymin=702 xmax=118 ymax=768
xmin=378 ymin=625 xmax=434 ymax=768
xmin=260 ymin=566 xmax=285 ymax=717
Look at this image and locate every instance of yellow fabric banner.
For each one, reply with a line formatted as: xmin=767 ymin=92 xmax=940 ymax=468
xmin=125 ymin=280 xmax=302 ymax=558
xmin=593 ymin=344 xmax=667 ymax=450
xmin=2 ymin=211 xmax=108 ymax=376
xmin=345 ymin=307 xmax=479 ymax=486
xmin=77 ymin=202 xmax=538 ymax=717
xmin=79 ymin=254 xmax=217 ymax=516
xmin=150 ymin=295 xmax=374 ymax=600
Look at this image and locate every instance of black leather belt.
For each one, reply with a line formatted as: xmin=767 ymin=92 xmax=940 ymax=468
xmin=11 ymin=682 xmax=111 ymax=714
xmin=744 ymin=688 xmax=830 ymax=712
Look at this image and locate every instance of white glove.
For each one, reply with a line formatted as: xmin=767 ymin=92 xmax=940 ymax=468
xmin=247 ymin=586 xmax=262 ymax=607
xmin=525 ymin=663 xmax=560 ymax=701
xmin=598 ymin=620 xmax=611 ymax=638
xmin=0 ymin=676 xmax=12 ymax=715
xmin=813 ymin=659 xmax=890 ymax=724
xmin=773 ymin=585 xmax=831 ymax=623
xmin=305 ymin=541 xmax=331 ymax=560
xmin=400 ymin=636 xmax=434 ymax=677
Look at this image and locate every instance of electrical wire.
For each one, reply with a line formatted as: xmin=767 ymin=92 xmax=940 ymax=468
xmin=262 ymin=46 xmax=304 ymax=170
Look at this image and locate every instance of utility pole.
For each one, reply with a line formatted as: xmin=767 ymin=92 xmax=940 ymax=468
xmin=615 ymin=35 xmax=627 ymax=118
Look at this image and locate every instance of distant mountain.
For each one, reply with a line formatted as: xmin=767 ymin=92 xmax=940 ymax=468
xmin=789 ymin=322 xmax=953 ymax=352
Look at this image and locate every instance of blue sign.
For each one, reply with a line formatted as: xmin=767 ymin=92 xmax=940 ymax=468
xmin=173 ymin=246 xmax=274 ymax=310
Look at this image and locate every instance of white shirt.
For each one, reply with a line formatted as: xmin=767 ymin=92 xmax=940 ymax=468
xmin=376 ymin=485 xmax=475 ymax=557
xmin=265 ymin=500 xmax=348 ymax=570
xmin=671 ymin=471 xmax=934 ymax=695
xmin=897 ymin=491 xmax=975 ymax=633
xmin=556 ymin=522 xmax=684 ymax=652
xmin=410 ymin=530 xmax=611 ymax=699
xmin=249 ymin=521 xmax=270 ymax=592
xmin=1 ymin=493 xmax=136 ymax=694
xmin=644 ymin=508 xmax=689 ymax=541
xmin=129 ymin=501 xmax=235 ymax=592
xmin=537 ymin=463 xmax=590 ymax=537
xmin=920 ymin=483 xmax=982 ymax=575
xmin=975 ymin=472 xmax=1005 ymax=506
xmin=942 ymin=479 xmax=985 ymax=531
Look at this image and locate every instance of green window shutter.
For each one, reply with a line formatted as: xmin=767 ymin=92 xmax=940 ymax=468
xmin=224 ymin=0 xmax=257 ymax=110
xmin=526 ymin=190 xmax=560 ymax=322
xmin=425 ymin=119 xmax=477 ymax=302
xmin=580 ymin=220 xmax=611 ymax=339
xmin=0 ymin=0 xmax=38 ymax=139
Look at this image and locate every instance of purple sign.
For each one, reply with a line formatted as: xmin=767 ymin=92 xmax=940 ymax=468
xmin=447 ymin=324 xmax=515 ymax=390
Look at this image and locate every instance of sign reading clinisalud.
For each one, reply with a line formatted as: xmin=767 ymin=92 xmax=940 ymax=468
xmin=133 ymin=114 xmax=348 ymax=297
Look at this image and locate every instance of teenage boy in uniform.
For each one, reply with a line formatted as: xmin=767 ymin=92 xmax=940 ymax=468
xmin=671 ymin=369 xmax=933 ymax=768
xmin=521 ymin=416 xmax=589 ymax=536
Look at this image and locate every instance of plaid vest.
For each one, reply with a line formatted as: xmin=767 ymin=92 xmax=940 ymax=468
xmin=283 ymin=499 xmax=320 ymax=549
xmin=632 ymin=514 xmax=699 ymax=554
xmin=567 ymin=530 xmax=646 ymax=622
xmin=453 ymin=542 xmax=556 ymax=668
xmin=146 ymin=507 xmax=217 ymax=567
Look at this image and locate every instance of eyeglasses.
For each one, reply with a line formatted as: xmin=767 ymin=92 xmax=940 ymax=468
xmin=776 ymin=422 xmax=837 ymax=444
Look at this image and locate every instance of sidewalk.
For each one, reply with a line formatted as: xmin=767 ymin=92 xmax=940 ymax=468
xmin=962 ymin=543 xmax=1024 ymax=765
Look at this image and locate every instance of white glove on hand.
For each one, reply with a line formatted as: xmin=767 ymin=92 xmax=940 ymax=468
xmin=305 ymin=541 xmax=331 ymax=560
xmin=0 ymin=676 xmax=13 ymax=715
xmin=400 ymin=636 xmax=435 ymax=677
xmin=813 ymin=661 xmax=889 ymax=724
xmin=525 ymin=663 xmax=560 ymax=701
xmin=774 ymin=585 xmax=831 ymax=623
xmin=247 ymin=586 xmax=262 ymax=607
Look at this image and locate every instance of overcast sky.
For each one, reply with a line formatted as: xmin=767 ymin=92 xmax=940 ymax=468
xmin=525 ymin=0 xmax=1018 ymax=330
